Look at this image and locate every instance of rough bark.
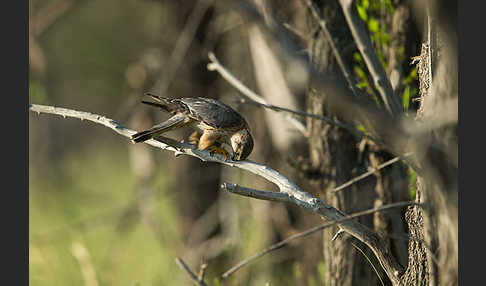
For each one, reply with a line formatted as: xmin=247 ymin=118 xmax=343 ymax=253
xmin=400 ymin=0 xmax=458 ymax=285
xmin=304 ymin=2 xmax=410 ymax=285
xmin=305 ymin=2 xmax=378 ymax=285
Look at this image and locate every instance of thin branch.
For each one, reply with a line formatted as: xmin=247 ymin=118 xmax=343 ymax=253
xmin=197 ymin=261 xmax=208 ymax=282
xmin=303 ymin=0 xmax=359 ymax=97
xmin=29 ymin=104 xmax=222 ymax=161
xmin=30 ymin=103 xmax=404 ymax=285
xmin=207 ymin=52 xmax=308 ymax=136
xmin=337 ymin=0 xmax=402 ymax=115
xmin=153 ymin=0 xmax=214 ymax=96
xmin=221 ymin=199 xmax=416 ymax=278
xmin=207 ymin=53 xmax=424 ymax=175
xmin=282 ymin=22 xmax=310 ymax=42
xmin=208 ymin=52 xmax=386 ymax=148
xmin=351 ymin=242 xmax=385 ymax=286
xmin=175 ymin=257 xmax=210 ymax=286
xmin=333 ymin=153 xmax=412 ymax=193
xmin=238 ymin=96 xmax=384 ymax=145
xmin=221 ymin=183 xmax=405 ymax=284
xmin=221 ymin=0 xmax=430 ymax=176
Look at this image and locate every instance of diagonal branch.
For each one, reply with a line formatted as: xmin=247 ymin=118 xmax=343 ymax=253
xmin=30 ymin=103 xmax=404 ymax=285
xmin=333 ymin=153 xmax=413 ymax=193
xmin=220 ymin=199 xmax=417 ymax=278
xmin=207 ymin=52 xmax=402 ymax=158
xmin=303 ymin=0 xmax=359 ymax=97
xmin=220 ymin=0 xmax=433 ymax=178
xmin=207 ymin=52 xmax=308 ymax=136
xmin=153 ymin=0 xmax=214 ymax=96
xmin=175 ymin=257 xmax=210 ymax=286
xmin=221 ymin=183 xmax=405 ymax=284
xmin=337 ymin=0 xmax=402 ymax=115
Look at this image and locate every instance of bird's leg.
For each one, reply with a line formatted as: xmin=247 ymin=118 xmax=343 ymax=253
xmin=188 ymin=131 xmax=202 ymax=146
xmin=207 ymin=145 xmax=229 ymax=160
xmin=198 ymin=132 xmax=229 ymax=160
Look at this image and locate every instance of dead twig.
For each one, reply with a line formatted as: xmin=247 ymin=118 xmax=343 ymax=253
xmin=221 ymin=200 xmax=416 ymax=278
xmin=303 ymin=0 xmax=359 ymax=97
xmin=333 ymin=153 xmax=412 ymax=193
xmin=153 ymin=0 xmax=214 ymax=96
xmin=208 ymin=52 xmax=385 ymax=148
xmin=351 ymin=242 xmax=385 ymax=286
xmin=175 ymin=257 xmax=210 ymax=286
xmin=207 ymin=52 xmax=308 ymax=136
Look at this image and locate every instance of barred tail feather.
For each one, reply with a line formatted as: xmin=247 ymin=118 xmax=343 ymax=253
xmin=141 ymin=93 xmax=179 ymax=113
xmin=131 ymin=129 xmax=159 ymax=143
xmin=130 ymin=113 xmax=190 ymax=143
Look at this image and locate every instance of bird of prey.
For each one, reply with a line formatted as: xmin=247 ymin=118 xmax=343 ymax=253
xmin=131 ymin=93 xmax=254 ymax=161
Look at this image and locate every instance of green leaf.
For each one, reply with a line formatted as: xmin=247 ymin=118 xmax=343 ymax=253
xmin=385 ymin=0 xmax=395 ymax=13
xmin=402 ymin=86 xmax=411 ymax=111
xmin=357 ymin=124 xmax=367 ymax=133
xmin=408 ymin=167 xmax=417 ymax=200
xmin=357 ymin=5 xmax=368 ymax=21
xmin=368 ymin=18 xmax=379 ymax=33
xmin=362 ymin=0 xmax=369 ymax=9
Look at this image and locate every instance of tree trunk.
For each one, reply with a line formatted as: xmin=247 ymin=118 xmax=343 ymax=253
xmin=304 ymin=1 xmax=410 ymax=285
xmin=401 ymin=1 xmax=458 ymax=285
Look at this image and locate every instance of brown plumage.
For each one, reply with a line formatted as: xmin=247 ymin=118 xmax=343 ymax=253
xmin=131 ymin=93 xmax=254 ymax=161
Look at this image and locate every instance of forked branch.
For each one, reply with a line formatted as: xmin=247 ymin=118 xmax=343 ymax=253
xmin=30 ymin=103 xmax=404 ymax=285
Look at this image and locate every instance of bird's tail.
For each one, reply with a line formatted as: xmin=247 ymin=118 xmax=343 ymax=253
xmin=131 ymin=113 xmax=190 ymax=143
xmin=141 ymin=92 xmax=180 ymax=113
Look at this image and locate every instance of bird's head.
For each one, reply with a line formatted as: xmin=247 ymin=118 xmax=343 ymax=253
xmin=230 ymin=129 xmax=254 ymax=161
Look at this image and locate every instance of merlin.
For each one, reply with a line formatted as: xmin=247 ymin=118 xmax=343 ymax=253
xmin=131 ymin=93 xmax=254 ymax=161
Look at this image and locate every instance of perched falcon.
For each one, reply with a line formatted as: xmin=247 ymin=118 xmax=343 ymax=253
xmin=131 ymin=93 xmax=254 ymax=161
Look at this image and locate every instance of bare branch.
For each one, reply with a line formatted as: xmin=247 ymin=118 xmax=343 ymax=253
xmin=238 ymin=96 xmax=386 ymax=145
xmin=30 ymin=103 xmax=404 ymax=285
xmin=207 ymin=52 xmax=308 ymax=136
xmin=221 ymin=182 xmax=405 ymax=284
xmin=153 ymin=0 xmax=214 ymax=96
xmin=218 ymin=0 xmax=435 ymax=178
xmin=208 ymin=52 xmax=386 ymax=149
xmin=197 ymin=261 xmax=208 ymax=282
xmin=333 ymin=153 xmax=413 ymax=193
xmin=29 ymin=104 xmax=225 ymax=162
xmin=220 ymin=1 xmax=415 ymax=157
xmin=351 ymin=242 xmax=386 ymax=286
xmin=221 ymin=199 xmax=416 ymax=278
xmin=303 ymin=0 xmax=359 ymax=97
xmin=206 ymin=53 xmax=404 ymax=155
xmin=337 ymin=0 xmax=403 ymax=115
xmin=175 ymin=257 xmax=210 ymax=286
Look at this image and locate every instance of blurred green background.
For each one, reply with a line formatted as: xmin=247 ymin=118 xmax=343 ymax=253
xmin=29 ymin=0 xmax=419 ymax=285
xmin=29 ymin=0 xmax=325 ymax=285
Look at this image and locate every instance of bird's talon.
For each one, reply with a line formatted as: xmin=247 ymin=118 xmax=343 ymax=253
xmin=208 ymin=146 xmax=229 ymax=160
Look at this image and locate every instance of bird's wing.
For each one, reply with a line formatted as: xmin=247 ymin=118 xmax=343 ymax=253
xmin=180 ymin=97 xmax=246 ymax=130
xmin=131 ymin=113 xmax=192 ymax=143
